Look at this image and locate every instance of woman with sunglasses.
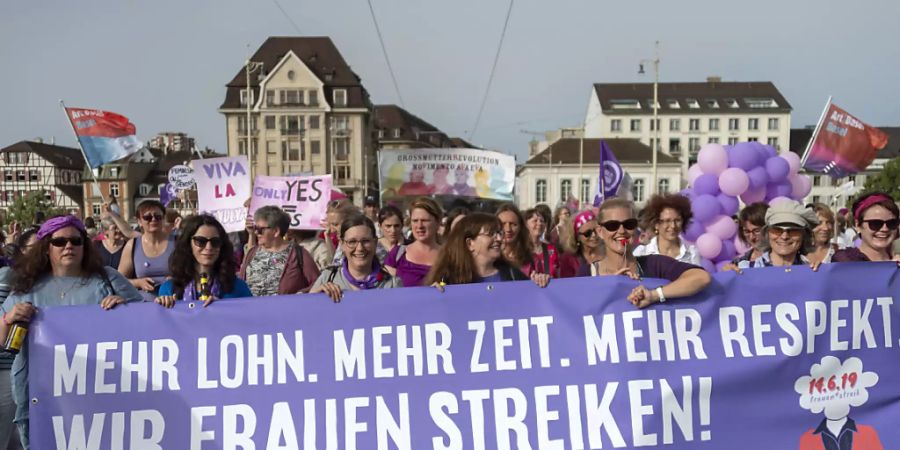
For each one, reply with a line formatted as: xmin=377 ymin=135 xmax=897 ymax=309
xmin=733 ymin=200 xmax=819 ymax=270
xmin=833 ymin=192 xmax=900 ymax=263
xmin=496 ymin=204 xmax=531 ymax=270
xmin=156 ymin=215 xmax=251 ymax=307
xmin=240 ymin=206 xmax=320 ymax=297
xmin=311 ymin=215 xmax=400 ymax=302
xmin=385 ymin=197 xmax=442 ymax=287
xmin=118 ymin=200 xmax=176 ymax=302
xmin=634 ymin=194 xmax=701 ymax=264
xmin=1 ymin=216 xmax=141 ymax=445
xmin=521 ymin=208 xmax=560 ymax=278
xmin=589 ymin=198 xmax=711 ymax=308
xmin=559 ymin=211 xmax=603 ymax=277
xmin=425 ymin=213 xmax=550 ymax=288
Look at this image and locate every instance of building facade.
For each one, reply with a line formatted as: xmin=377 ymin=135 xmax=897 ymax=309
xmin=0 ymin=141 xmax=84 ymax=215
xmin=516 ymin=138 xmax=682 ymax=209
xmin=374 ymin=104 xmax=473 ymax=150
xmin=148 ymin=132 xmax=195 ymax=154
xmin=219 ymin=37 xmax=376 ymax=205
xmin=584 ymin=79 xmax=792 ymax=185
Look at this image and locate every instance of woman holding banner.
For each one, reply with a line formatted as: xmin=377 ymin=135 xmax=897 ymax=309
xmin=558 ymin=210 xmax=603 ymax=277
xmin=496 ymin=204 xmax=531 ymax=270
xmin=588 ymin=198 xmax=711 ymax=308
xmin=732 ymin=200 xmax=819 ymax=269
xmin=385 ymin=197 xmax=442 ymax=287
xmin=377 ymin=205 xmax=405 ymax=263
xmin=833 ymin=192 xmax=899 ymax=262
xmin=240 ymin=206 xmax=319 ymax=296
xmin=155 ymin=215 xmax=251 ymax=307
xmin=724 ymin=202 xmax=769 ymax=268
xmin=311 ymin=215 xmax=401 ymax=302
xmin=1 ymin=216 xmax=141 ymax=446
xmin=425 ymin=213 xmax=550 ymax=288
xmin=521 ymin=208 xmax=559 ymax=277
xmin=118 ymin=200 xmax=176 ymax=302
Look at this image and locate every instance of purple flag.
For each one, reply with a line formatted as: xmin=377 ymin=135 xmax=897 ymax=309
xmin=159 ymin=182 xmax=177 ymax=207
xmin=593 ymin=139 xmax=623 ymax=206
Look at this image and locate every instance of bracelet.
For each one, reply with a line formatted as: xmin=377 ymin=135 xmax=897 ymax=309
xmin=655 ymin=287 xmax=667 ymax=303
xmin=1 ymin=313 xmax=10 ymax=326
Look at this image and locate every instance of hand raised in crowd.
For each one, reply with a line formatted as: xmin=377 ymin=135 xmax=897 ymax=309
xmin=133 ymin=277 xmax=156 ymax=292
xmin=431 ymin=281 xmax=446 ymax=293
xmin=100 ymin=295 xmax=126 ymax=310
xmin=156 ymin=295 xmax=177 ymax=309
xmin=4 ymin=303 xmax=36 ymax=324
xmin=529 ymin=272 xmax=551 ymax=288
xmin=5 ymin=221 xmax=20 ymax=244
xmin=627 ymin=285 xmax=658 ymax=309
xmin=613 ymin=267 xmax=640 ymax=280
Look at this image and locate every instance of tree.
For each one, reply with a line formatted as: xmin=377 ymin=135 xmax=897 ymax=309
xmin=4 ymin=190 xmax=65 ymax=228
xmin=854 ymin=157 xmax=900 ymax=205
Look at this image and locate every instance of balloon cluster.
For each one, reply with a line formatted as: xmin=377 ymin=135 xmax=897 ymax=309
xmin=681 ymin=142 xmax=812 ymax=271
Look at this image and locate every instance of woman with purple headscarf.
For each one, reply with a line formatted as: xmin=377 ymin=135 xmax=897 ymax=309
xmin=0 ymin=215 xmax=141 ymax=447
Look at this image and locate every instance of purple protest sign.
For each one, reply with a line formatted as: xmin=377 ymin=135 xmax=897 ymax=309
xmin=248 ymin=174 xmax=332 ymax=230
xmin=28 ymin=263 xmax=900 ymax=448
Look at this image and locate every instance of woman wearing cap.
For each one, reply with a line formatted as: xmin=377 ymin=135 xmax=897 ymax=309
xmin=634 ymin=194 xmax=701 ymax=264
xmin=496 ymin=204 xmax=531 ymax=270
xmin=240 ymin=206 xmax=320 ymax=297
xmin=156 ymin=215 xmax=251 ymax=307
xmin=1 ymin=216 xmax=141 ymax=445
xmin=559 ymin=210 xmax=603 ymax=277
xmin=385 ymin=197 xmax=442 ymax=287
xmin=833 ymin=192 xmax=899 ymax=263
xmin=806 ymin=203 xmax=839 ymax=266
xmin=118 ymin=200 xmax=176 ymax=302
xmin=734 ymin=200 xmax=819 ymax=269
xmin=521 ymin=208 xmax=560 ymax=277
xmin=426 ymin=213 xmax=550 ymax=288
xmin=588 ymin=198 xmax=711 ymax=308
xmin=311 ymin=215 xmax=401 ymax=302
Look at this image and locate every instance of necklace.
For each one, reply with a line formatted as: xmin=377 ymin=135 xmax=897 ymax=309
xmin=54 ymin=276 xmax=85 ymax=300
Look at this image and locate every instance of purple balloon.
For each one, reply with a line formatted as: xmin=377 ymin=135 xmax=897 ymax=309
xmin=718 ymin=167 xmax=750 ymax=196
xmin=688 ymin=164 xmax=704 ymax=185
xmin=694 ymin=174 xmax=721 ymax=196
xmin=764 ymin=145 xmax=778 ymax=158
xmin=707 ymin=214 xmax=738 ymax=241
xmin=719 ymin=239 xmax=737 ymax=262
xmin=717 ymin=193 xmax=739 ymax=216
xmin=747 ymin=166 xmax=770 ymax=190
xmin=765 ymin=156 xmax=790 ymax=182
xmin=768 ymin=180 xmax=793 ymax=198
xmin=727 ymin=142 xmax=759 ymax=170
xmin=741 ymin=187 xmax=767 ymax=204
xmin=700 ymin=258 xmax=716 ymax=273
xmin=692 ymin=194 xmax=721 ymax=224
xmin=683 ymin=219 xmax=705 ymax=242
xmin=696 ymin=233 xmax=723 ymax=260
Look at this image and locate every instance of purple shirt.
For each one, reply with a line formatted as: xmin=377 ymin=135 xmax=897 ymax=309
xmin=577 ymin=254 xmax=698 ymax=281
xmin=384 ymin=246 xmax=432 ymax=287
xmin=832 ymin=248 xmax=871 ymax=262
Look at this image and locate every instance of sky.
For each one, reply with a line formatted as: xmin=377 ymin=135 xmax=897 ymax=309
xmin=2 ymin=0 xmax=899 ymax=163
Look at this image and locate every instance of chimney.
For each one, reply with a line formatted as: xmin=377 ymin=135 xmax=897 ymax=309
xmin=707 ymin=76 xmax=722 ymax=83
xmin=35 ymin=137 xmax=43 ymax=144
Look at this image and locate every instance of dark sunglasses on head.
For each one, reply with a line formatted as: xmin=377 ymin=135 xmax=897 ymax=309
xmin=49 ymin=237 xmax=84 ymax=247
xmin=599 ymin=219 xmax=639 ymax=232
xmin=142 ymin=213 xmax=164 ymax=222
xmin=191 ymin=236 xmax=223 ymax=249
xmin=861 ymin=219 xmax=899 ymax=232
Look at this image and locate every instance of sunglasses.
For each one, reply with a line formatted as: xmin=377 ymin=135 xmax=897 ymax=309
xmin=599 ymin=219 xmax=639 ymax=232
xmin=191 ymin=236 xmax=223 ymax=249
xmin=252 ymin=226 xmax=272 ymax=234
xmin=579 ymin=229 xmax=597 ymax=239
xmin=49 ymin=237 xmax=84 ymax=247
xmin=768 ymin=225 xmax=804 ymax=237
xmin=142 ymin=213 xmax=164 ymax=222
xmin=861 ymin=219 xmax=900 ymax=232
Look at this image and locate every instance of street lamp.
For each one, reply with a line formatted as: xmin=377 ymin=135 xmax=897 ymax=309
xmin=639 ymin=41 xmax=660 ymax=196
xmin=245 ymin=58 xmax=264 ymax=179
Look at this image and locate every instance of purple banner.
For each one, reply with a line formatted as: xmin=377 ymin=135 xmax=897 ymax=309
xmin=30 ymin=263 xmax=900 ymax=448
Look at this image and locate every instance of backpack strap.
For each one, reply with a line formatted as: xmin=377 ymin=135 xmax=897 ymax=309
xmin=326 ymin=265 xmax=340 ymax=283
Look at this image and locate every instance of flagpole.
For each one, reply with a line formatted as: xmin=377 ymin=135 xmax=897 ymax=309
xmin=59 ymin=100 xmax=108 ymax=207
xmin=599 ymin=140 xmax=606 ymax=205
xmin=799 ymin=96 xmax=833 ymax=167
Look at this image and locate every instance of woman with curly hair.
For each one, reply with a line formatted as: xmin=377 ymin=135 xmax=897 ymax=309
xmin=156 ymin=215 xmax=251 ymax=307
xmin=1 ymin=215 xmax=141 ymax=446
xmin=634 ymin=193 xmax=700 ymax=264
xmin=496 ymin=203 xmax=531 ymax=269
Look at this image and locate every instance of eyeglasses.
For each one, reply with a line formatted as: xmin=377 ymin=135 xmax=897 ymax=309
xmin=743 ymin=227 xmax=763 ymax=237
xmin=599 ymin=219 xmax=639 ymax=232
xmin=768 ymin=225 xmax=804 ymax=237
xmin=49 ymin=237 xmax=84 ymax=247
xmin=252 ymin=225 xmax=272 ymax=235
xmin=579 ymin=229 xmax=597 ymax=239
xmin=343 ymin=238 xmax=376 ymax=248
xmin=861 ymin=219 xmax=900 ymax=232
xmin=142 ymin=213 xmax=164 ymax=223
xmin=477 ymin=231 xmax=503 ymax=239
xmin=191 ymin=236 xmax=223 ymax=249
xmin=658 ymin=218 xmax=683 ymax=227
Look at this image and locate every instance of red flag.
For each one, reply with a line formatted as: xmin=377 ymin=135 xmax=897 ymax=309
xmin=801 ymin=103 xmax=888 ymax=178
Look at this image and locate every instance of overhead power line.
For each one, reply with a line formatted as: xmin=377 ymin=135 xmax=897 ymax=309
xmin=366 ymin=0 xmax=405 ymax=108
xmin=270 ymin=0 xmax=303 ymax=34
xmin=468 ymin=0 xmax=514 ymax=141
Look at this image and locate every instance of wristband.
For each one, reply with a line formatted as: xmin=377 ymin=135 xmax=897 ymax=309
xmin=655 ymin=287 xmax=666 ymax=303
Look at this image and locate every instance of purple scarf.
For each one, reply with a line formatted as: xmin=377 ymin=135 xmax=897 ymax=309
xmin=182 ymin=277 xmax=221 ymax=301
xmin=341 ymin=258 xmax=383 ymax=290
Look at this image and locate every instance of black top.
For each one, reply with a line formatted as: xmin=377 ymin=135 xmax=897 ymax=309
xmin=94 ymin=241 xmax=124 ymax=270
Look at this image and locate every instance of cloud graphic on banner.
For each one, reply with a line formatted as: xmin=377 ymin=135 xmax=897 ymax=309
xmin=794 ymin=356 xmax=878 ymax=420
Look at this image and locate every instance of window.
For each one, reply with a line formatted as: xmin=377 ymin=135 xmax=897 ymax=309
xmin=669 ymin=138 xmax=681 ymax=153
xmin=728 ymin=118 xmax=740 ymax=131
xmin=280 ymin=89 xmax=301 ymax=105
xmin=2 ymin=171 xmax=10 ymax=181
xmin=336 ymin=166 xmax=351 ymax=181
xmin=560 ymin=179 xmax=572 ymax=202
xmin=748 ymin=118 xmax=759 ymax=130
xmin=813 ymin=176 xmax=821 ymax=187
xmin=728 ymin=137 xmax=739 ymax=145
xmin=709 ymin=118 xmax=720 ymax=131
xmin=632 ymin=179 xmax=645 ymax=202
xmin=239 ymin=89 xmax=254 ymax=106
xmin=666 ymin=99 xmax=680 ymax=109
xmin=689 ymin=119 xmax=700 ymax=131
xmin=392 ymin=129 xmax=401 ymax=138
xmin=92 ymin=204 xmax=102 ymax=216
xmin=630 ymin=119 xmax=641 ymax=132
xmin=724 ymin=98 xmax=739 ymax=108
xmin=812 ymin=196 xmax=820 ymax=204
xmin=748 ymin=137 xmax=758 ymax=142
xmin=280 ymin=115 xmax=303 ymax=134
xmin=266 ymin=90 xmax=275 ymax=106
xmin=610 ymin=99 xmax=641 ymax=109
xmin=265 ymin=116 xmax=276 ymax=130
xmin=768 ymin=118 xmax=779 ymax=130
xmin=649 ymin=119 xmax=660 ymax=131
xmin=311 ymin=140 xmax=321 ymax=155
xmin=708 ymin=137 xmax=720 ymax=144
xmin=744 ymin=98 xmax=778 ymax=108
xmin=110 ymin=167 xmax=119 ymax=177
xmin=238 ymin=140 xmax=247 ymax=155
xmin=335 ymin=138 xmax=349 ymax=160
xmin=535 ymin=179 xmax=547 ymax=203
xmin=282 ymin=140 xmax=301 ymax=161
xmin=705 ymin=99 xmax=720 ymax=109
xmin=309 ymin=116 xmax=320 ymax=129
xmin=29 ymin=170 xmax=39 ymax=181
xmin=689 ymin=137 xmax=700 ymax=152
xmin=308 ymin=90 xmax=318 ymax=106
xmin=333 ymin=116 xmax=349 ymax=132
xmin=669 ymin=118 xmax=681 ymax=131
xmin=767 ymin=137 xmax=779 ymax=148
xmin=333 ymin=89 xmax=347 ymax=107
xmin=109 ymin=183 xmax=119 ymax=197
xmin=848 ymin=175 xmax=856 ymax=184
xmin=610 ymin=119 xmax=622 ymax=132
xmin=16 ymin=170 xmax=25 ymax=181
xmin=658 ymin=179 xmax=670 ymax=194
xmin=580 ymin=179 xmax=591 ymax=204
xmin=139 ymin=184 xmax=152 ymax=196
xmin=686 ymin=98 xmax=700 ymax=109
xmin=237 ymin=116 xmax=257 ymax=133
xmin=267 ymin=140 xmax=277 ymax=155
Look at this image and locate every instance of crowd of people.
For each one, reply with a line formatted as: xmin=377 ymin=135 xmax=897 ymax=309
xmin=0 ymin=190 xmax=896 ymax=447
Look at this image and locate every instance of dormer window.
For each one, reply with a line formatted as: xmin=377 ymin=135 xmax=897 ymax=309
xmin=609 ymin=99 xmax=641 ymax=109
xmin=686 ymin=98 xmax=700 ymax=109
xmin=333 ymin=89 xmax=347 ymax=107
xmin=666 ymin=99 xmax=680 ymax=109
xmin=744 ymin=97 xmax=778 ymax=108
xmin=705 ymin=99 xmax=719 ymax=108
xmin=724 ymin=98 xmax=739 ymax=108
xmin=393 ymin=129 xmax=402 ymax=138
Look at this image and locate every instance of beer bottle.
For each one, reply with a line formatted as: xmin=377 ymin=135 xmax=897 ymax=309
xmin=198 ymin=273 xmax=211 ymax=302
xmin=3 ymin=322 xmax=27 ymax=354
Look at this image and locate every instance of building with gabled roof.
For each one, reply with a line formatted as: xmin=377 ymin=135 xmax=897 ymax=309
xmin=0 ymin=140 xmax=85 ymax=216
xmin=374 ymin=104 xmax=458 ymax=149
